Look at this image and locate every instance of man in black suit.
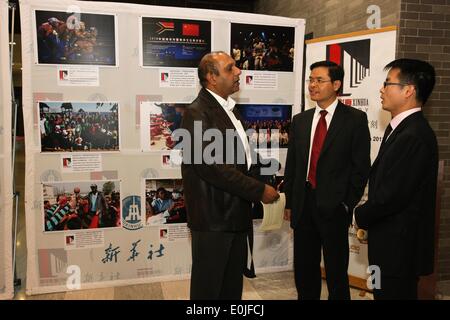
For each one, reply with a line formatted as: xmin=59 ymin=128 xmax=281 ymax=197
xmin=284 ymin=61 xmax=371 ymax=300
xmin=355 ymin=59 xmax=438 ymax=300
xmin=180 ymin=51 xmax=280 ymax=300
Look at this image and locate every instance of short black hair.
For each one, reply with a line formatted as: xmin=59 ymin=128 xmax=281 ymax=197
xmin=384 ymin=58 xmax=435 ymax=105
xmin=310 ymin=60 xmax=345 ymax=94
xmin=156 ymin=187 xmax=166 ymax=194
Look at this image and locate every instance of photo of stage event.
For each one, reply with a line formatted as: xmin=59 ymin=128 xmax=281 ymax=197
xmin=39 ymin=102 xmax=119 ymax=153
xmin=42 ymin=180 xmax=121 ymax=232
xmin=235 ymin=104 xmax=292 ymax=148
xmin=230 ymin=23 xmax=295 ymax=72
xmin=35 ymin=10 xmax=116 ymax=65
xmin=144 ymin=179 xmax=186 ymax=225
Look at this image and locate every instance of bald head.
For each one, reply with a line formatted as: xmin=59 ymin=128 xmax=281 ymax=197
xmin=198 ymin=51 xmax=226 ymax=87
xmin=197 ymin=51 xmax=242 ymax=99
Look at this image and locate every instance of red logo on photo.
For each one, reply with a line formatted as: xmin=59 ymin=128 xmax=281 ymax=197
xmin=161 ymin=72 xmax=169 ymax=81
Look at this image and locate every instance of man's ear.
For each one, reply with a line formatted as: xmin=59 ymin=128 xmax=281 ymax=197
xmin=404 ymin=84 xmax=416 ymax=100
xmin=333 ymin=80 xmax=342 ymax=93
xmin=206 ymin=72 xmax=215 ymax=86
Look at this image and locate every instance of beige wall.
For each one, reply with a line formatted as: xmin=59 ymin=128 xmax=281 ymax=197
xmin=255 ymin=0 xmax=401 ymax=38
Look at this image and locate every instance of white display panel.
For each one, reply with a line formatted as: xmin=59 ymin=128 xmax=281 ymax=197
xmin=0 ymin=0 xmax=14 ymax=300
xmin=21 ymin=0 xmax=305 ymax=294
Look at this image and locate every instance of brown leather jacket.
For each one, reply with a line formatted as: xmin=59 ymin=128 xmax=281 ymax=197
xmin=180 ymin=88 xmax=265 ymax=232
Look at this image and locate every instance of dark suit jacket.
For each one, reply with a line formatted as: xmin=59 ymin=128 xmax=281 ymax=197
xmin=181 ymin=88 xmax=265 ymax=232
xmin=87 ymin=191 xmax=106 ymax=214
xmin=355 ymin=111 xmax=438 ymax=277
xmin=284 ymin=101 xmax=371 ymax=227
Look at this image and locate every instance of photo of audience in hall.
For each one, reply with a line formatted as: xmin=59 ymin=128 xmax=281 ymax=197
xmin=145 ymin=179 xmax=186 ymax=226
xmin=39 ymin=102 xmax=119 ymax=152
xmin=230 ymin=23 xmax=295 ymax=72
xmin=235 ymin=104 xmax=292 ymax=148
xmin=42 ymin=180 xmax=121 ymax=232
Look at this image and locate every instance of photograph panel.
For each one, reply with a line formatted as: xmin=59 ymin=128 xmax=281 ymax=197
xmin=230 ymin=23 xmax=295 ymax=72
xmin=235 ymin=104 xmax=292 ymax=148
xmin=42 ymin=180 xmax=121 ymax=232
xmin=35 ymin=10 xmax=116 ymax=66
xmin=140 ymin=102 xmax=188 ymax=151
xmin=144 ymin=179 xmax=185 ymax=225
xmin=39 ymin=102 xmax=119 ymax=152
xmin=142 ymin=17 xmax=211 ymax=68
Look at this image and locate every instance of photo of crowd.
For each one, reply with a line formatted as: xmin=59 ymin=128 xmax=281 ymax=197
xmin=144 ymin=179 xmax=186 ymax=225
xmin=39 ymin=102 xmax=119 ymax=152
xmin=141 ymin=102 xmax=188 ymax=151
xmin=230 ymin=23 xmax=295 ymax=72
xmin=235 ymin=104 xmax=292 ymax=148
xmin=42 ymin=180 xmax=121 ymax=232
xmin=142 ymin=17 xmax=211 ymax=68
xmin=35 ymin=10 xmax=116 ymax=65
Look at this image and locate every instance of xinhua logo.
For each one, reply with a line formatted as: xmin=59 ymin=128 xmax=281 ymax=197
xmin=122 ymin=196 xmax=142 ymax=231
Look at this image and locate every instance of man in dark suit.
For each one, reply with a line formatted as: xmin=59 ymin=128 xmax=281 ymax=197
xmin=284 ymin=61 xmax=371 ymax=300
xmin=180 ymin=51 xmax=280 ymax=300
xmin=87 ymin=183 xmax=106 ymax=228
xmin=355 ymin=59 xmax=438 ymax=300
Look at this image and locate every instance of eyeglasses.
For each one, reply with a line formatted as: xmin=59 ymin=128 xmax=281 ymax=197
xmin=306 ymin=78 xmax=332 ymax=85
xmin=383 ymin=81 xmax=412 ymax=88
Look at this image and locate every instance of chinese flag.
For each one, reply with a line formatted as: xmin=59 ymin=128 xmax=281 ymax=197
xmin=182 ymin=23 xmax=199 ymax=37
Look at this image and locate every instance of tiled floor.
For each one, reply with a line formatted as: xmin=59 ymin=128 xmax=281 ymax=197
xmin=15 ymin=272 xmax=373 ymax=300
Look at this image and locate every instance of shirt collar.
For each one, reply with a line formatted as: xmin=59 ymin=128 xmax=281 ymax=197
xmin=206 ymin=88 xmax=236 ymax=112
xmin=315 ymin=98 xmax=338 ymax=118
xmin=390 ymin=107 xmax=421 ymax=131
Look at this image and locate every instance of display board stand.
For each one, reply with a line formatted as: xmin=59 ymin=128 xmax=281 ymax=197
xmin=9 ymin=1 xmax=21 ymax=290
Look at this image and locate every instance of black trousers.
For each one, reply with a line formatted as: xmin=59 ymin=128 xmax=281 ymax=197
xmin=293 ymin=183 xmax=350 ymax=300
xmin=373 ymin=276 xmax=418 ymax=300
xmin=190 ymin=230 xmax=247 ymax=300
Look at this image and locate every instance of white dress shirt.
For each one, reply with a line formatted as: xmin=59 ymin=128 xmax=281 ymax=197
xmin=206 ymin=89 xmax=252 ymax=169
xmin=386 ymin=107 xmax=422 ymax=141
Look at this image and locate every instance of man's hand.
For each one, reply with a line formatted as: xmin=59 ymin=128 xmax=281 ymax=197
xmin=284 ymin=209 xmax=291 ymax=221
xmin=261 ymin=184 xmax=279 ymax=204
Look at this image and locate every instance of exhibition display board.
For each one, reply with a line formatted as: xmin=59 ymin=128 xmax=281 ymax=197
xmin=20 ymin=0 xmax=305 ymax=294
xmin=0 ymin=0 xmax=14 ymax=300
